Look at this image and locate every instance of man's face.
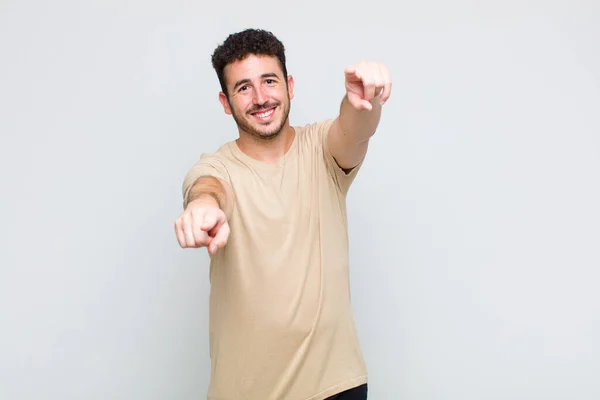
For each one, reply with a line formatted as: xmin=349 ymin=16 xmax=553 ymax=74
xmin=219 ymin=54 xmax=294 ymax=140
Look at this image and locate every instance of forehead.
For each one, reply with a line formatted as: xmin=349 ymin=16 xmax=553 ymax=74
xmin=223 ymin=54 xmax=283 ymax=84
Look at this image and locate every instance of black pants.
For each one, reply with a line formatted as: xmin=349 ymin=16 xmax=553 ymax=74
xmin=325 ymin=384 xmax=368 ymax=400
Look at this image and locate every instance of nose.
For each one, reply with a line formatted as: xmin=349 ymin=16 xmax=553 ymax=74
xmin=253 ymin=86 xmax=267 ymax=105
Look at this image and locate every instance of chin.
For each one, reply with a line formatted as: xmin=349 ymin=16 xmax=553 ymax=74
xmin=255 ymin=127 xmax=281 ymax=140
xmin=248 ymin=119 xmax=285 ymax=139
xmin=233 ymin=106 xmax=289 ymax=140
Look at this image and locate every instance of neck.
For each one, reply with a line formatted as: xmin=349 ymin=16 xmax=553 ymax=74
xmin=236 ymin=124 xmax=296 ymax=164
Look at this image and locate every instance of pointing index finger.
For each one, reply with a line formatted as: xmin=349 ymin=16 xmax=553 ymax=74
xmin=344 ymin=66 xmax=361 ymax=81
xmin=380 ymin=65 xmax=392 ymax=104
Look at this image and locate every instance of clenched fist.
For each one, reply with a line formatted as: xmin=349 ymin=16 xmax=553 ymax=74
xmin=174 ymin=198 xmax=230 ymax=255
xmin=344 ymin=61 xmax=392 ymax=111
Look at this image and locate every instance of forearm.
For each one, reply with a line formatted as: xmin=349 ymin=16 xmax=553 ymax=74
xmin=185 ymin=176 xmax=234 ymax=219
xmin=338 ymin=94 xmax=382 ymax=144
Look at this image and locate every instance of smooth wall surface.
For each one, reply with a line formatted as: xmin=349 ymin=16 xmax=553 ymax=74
xmin=1 ymin=1 xmax=599 ymax=399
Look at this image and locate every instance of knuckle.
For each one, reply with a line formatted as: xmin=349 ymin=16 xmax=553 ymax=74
xmin=190 ymin=206 xmax=205 ymax=217
xmin=194 ymin=234 xmax=208 ymax=247
xmin=204 ymin=218 xmax=216 ymax=229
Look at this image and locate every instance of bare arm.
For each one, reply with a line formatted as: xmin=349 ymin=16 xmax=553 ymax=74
xmin=185 ymin=176 xmax=235 ymax=219
xmin=328 ymin=62 xmax=392 ymax=170
xmin=328 ymin=95 xmax=381 ymax=169
xmin=176 ymin=176 xmax=234 ymax=253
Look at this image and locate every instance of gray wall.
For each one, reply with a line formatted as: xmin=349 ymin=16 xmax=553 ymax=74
xmin=1 ymin=1 xmax=599 ymax=399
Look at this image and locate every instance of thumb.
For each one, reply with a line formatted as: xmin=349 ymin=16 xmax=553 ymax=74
xmin=359 ymin=100 xmax=372 ymax=111
xmin=208 ymin=222 xmax=230 ymax=255
xmin=201 ymin=213 xmax=218 ymax=231
xmin=347 ymin=92 xmax=372 ymax=111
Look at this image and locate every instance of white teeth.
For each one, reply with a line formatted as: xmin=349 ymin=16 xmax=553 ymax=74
xmin=255 ymin=108 xmax=275 ymax=119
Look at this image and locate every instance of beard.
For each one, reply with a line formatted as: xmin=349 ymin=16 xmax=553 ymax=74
xmin=230 ymin=96 xmax=291 ymax=141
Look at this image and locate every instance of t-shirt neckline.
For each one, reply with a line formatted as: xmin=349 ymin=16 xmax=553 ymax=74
xmin=229 ymin=126 xmax=299 ymax=169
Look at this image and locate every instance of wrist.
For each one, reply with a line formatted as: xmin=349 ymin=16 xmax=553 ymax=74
xmin=189 ymin=194 xmax=220 ymax=210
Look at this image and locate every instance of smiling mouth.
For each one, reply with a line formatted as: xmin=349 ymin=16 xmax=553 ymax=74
xmin=250 ymin=106 xmax=277 ymax=121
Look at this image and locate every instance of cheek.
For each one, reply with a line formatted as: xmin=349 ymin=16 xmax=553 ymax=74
xmin=231 ymin=97 xmax=251 ymax=113
xmin=268 ymin=87 xmax=287 ymax=101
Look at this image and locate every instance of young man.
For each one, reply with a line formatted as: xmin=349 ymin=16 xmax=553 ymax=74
xmin=174 ymin=29 xmax=391 ymax=400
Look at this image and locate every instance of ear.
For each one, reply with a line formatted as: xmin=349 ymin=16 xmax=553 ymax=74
xmin=218 ymin=92 xmax=232 ymax=115
xmin=287 ymin=75 xmax=295 ymax=100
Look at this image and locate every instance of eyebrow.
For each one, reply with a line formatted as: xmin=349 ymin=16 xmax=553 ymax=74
xmin=232 ymin=73 xmax=280 ymax=91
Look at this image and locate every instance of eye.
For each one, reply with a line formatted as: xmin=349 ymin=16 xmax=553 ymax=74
xmin=238 ymin=85 xmax=249 ymax=92
xmin=265 ymin=79 xmax=276 ymax=85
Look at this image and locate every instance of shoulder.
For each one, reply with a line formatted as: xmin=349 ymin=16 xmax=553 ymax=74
xmin=293 ymin=118 xmax=364 ymax=195
xmin=293 ymin=118 xmax=335 ymax=149
xmin=293 ymin=118 xmax=335 ymax=136
xmin=183 ymin=141 xmax=236 ymax=188
xmin=181 ymin=141 xmax=240 ymax=203
xmin=194 ymin=141 xmax=237 ymax=167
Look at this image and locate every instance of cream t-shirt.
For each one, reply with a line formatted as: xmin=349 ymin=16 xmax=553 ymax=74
xmin=182 ymin=119 xmax=367 ymax=400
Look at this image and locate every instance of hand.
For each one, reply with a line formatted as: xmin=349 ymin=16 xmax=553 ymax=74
xmin=344 ymin=61 xmax=392 ymax=111
xmin=174 ymin=198 xmax=230 ymax=255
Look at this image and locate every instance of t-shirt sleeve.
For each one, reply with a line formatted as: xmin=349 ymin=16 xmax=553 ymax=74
xmin=181 ymin=153 xmax=230 ymax=208
xmin=317 ymin=118 xmax=365 ymax=196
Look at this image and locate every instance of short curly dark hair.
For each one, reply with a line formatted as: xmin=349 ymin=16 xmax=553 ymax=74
xmin=211 ymin=28 xmax=288 ymax=98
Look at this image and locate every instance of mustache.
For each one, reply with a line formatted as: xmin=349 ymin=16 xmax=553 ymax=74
xmin=247 ymin=102 xmax=280 ymax=114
